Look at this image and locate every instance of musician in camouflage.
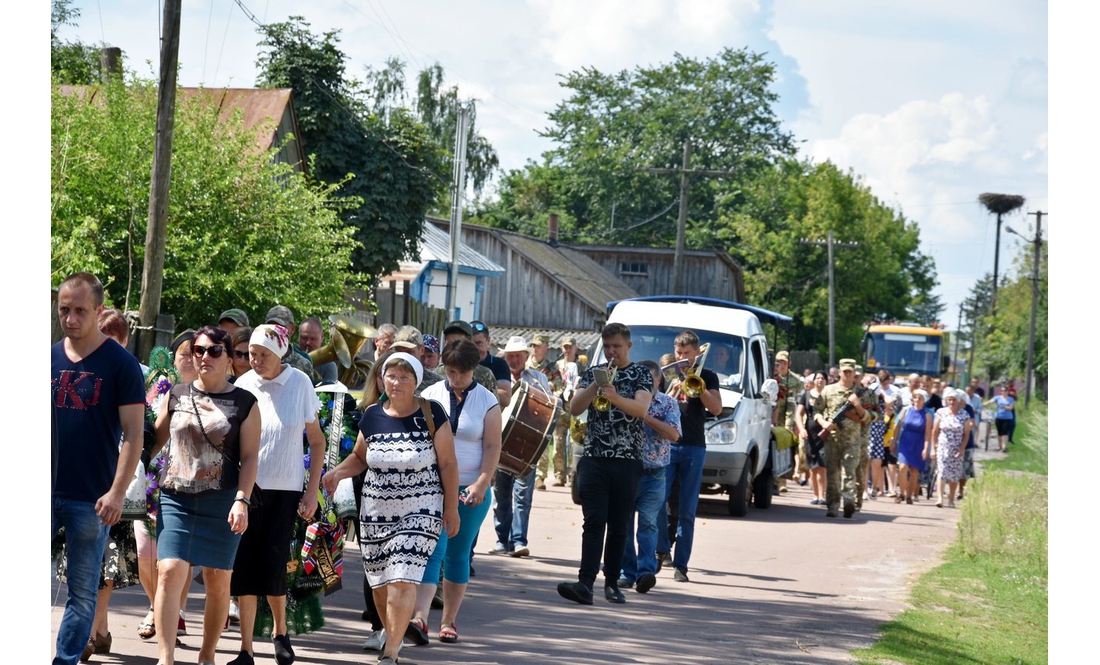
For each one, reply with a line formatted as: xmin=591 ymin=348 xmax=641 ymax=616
xmin=814 ymin=359 xmax=867 ymax=518
xmin=528 ymin=334 xmax=563 ymax=490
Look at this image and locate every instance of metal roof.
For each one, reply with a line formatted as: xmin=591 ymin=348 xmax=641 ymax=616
xmin=499 ymin=233 xmax=639 ymax=311
xmin=417 ymin=223 xmax=505 ymax=274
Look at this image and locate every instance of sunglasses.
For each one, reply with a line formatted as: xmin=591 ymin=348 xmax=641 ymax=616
xmin=192 ymin=344 xmax=226 ymax=359
xmin=471 ymin=322 xmax=488 ymax=332
xmin=232 ymin=350 xmax=249 ymax=360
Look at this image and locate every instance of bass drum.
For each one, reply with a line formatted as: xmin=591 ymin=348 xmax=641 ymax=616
xmin=498 ymin=381 xmax=561 ymax=479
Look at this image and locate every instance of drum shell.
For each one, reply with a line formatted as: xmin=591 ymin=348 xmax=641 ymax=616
xmin=499 ymin=382 xmax=560 ymax=478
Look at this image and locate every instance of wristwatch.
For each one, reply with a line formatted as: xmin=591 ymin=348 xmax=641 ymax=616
xmin=234 ymin=493 xmax=251 ymax=506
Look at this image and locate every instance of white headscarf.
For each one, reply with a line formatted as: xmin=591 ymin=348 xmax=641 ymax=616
xmin=382 ymin=351 xmax=424 ymax=386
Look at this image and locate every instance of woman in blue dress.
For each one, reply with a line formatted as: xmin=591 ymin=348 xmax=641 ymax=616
xmin=890 ymin=389 xmax=932 ymax=505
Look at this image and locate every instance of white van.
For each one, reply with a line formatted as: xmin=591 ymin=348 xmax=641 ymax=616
xmin=585 ymin=296 xmax=793 ymax=516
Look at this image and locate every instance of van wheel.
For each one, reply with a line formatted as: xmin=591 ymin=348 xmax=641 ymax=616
xmin=727 ymin=463 xmax=751 ymax=517
xmin=753 ymin=464 xmax=774 ymax=509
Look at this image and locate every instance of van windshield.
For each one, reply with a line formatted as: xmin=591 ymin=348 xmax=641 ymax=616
xmin=597 ymin=325 xmax=746 ymax=392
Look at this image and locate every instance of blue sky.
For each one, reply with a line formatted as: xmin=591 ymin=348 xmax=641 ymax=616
xmin=46 ymin=0 xmax=1049 ymax=335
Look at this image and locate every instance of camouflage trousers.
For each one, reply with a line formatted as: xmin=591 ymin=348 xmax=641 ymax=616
xmin=537 ymin=411 xmax=571 ymax=484
xmin=825 ymin=430 xmax=861 ymax=512
xmin=854 ymin=439 xmax=870 ymax=510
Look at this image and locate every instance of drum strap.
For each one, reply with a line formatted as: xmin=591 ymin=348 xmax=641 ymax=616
xmin=419 ymin=398 xmax=437 ymax=439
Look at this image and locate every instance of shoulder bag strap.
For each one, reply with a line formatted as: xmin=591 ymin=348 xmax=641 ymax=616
xmin=189 ymin=384 xmax=239 ymax=470
xmin=419 ymin=397 xmax=437 ymax=440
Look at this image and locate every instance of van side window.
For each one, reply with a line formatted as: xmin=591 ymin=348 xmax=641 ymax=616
xmin=749 ymin=339 xmax=767 ymax=397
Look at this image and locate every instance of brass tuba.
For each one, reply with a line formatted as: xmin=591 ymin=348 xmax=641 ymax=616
xmin=592 ymin=364 xmax=618 ymax=412
xmin=681 ymin=342 xmax=710 ymax=398
xmin=309 ymin=315 xmax=376 ymax=386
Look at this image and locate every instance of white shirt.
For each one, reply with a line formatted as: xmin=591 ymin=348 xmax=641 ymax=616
xmin=235 ymin=365 xmax=321 ymax=492
xmin=421 ymin=381 xmax=499 ymax=486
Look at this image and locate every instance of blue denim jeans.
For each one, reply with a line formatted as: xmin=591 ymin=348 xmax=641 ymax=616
xmin=621 ymin=466 xmax=667 ymax=583
xmin=52 ymin=497 xmax=109 ymax=665
xmin=658 ymin=444 xmax=706 ymax=572
xmin=492 ymin=468 xmax=535 ymax=550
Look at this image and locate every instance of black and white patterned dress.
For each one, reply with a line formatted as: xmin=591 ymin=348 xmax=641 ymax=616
xmin=357 ymin=400 xmax=448 ymax=587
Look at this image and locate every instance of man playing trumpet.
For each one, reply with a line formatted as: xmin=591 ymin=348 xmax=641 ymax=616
xmin=558 ymin=323 xmax=653 ymax=606
xmin=658 ymin=331 xmax=722 ymax=583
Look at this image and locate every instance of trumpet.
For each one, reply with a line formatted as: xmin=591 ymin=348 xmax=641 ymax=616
xmin=592 ymin=364 xmax=618 ymax=412
xmin=681 ymin=342 xmax=710 ymax=398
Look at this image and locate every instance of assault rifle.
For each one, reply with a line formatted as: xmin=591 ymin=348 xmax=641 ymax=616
xmin=821 ymin=384 xmax=875 ymax=438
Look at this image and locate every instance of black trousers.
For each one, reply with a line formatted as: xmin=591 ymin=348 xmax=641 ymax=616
xmin=576 ymin=456 xmax=642 ymax=589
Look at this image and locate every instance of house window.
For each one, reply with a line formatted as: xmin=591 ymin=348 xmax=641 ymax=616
xmin=619 ymin=261 xmax=649 ymax=276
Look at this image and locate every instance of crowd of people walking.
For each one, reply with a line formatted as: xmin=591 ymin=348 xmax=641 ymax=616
xmin=51 ymin=271 xmax=1013 ymax=664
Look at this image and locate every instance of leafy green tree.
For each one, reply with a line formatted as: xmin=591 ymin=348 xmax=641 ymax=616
xmin=51 ymin=76 xmax=363 ymax=329
xmin=719 ymin=159 xmax=935 ymax=359
xmin=52 ymin=0 xmax=104 ymax=84
xmin=255 ymin=17 xmax=444 ymax=280
xmin=475 ymin=47 xmax=796 ymax=246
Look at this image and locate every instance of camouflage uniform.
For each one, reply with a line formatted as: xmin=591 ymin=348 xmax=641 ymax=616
xmin=819 ymin=378 xmax=863 ymax=517
xmin=773 ymin=368 xmax=803 ymax=489
xmin=852 ymin=383 xmax=879 ymax=511
xmin=527 ymin=352 xmax=565 ymax=487
xmin=473 ymin=364 xmax=498 ymax=397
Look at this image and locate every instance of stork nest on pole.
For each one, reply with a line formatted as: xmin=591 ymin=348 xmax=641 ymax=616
xmin=978 ymin=193 xmax=1026 ymax=215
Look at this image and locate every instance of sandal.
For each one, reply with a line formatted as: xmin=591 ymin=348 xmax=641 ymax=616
xmin=404 ymin=618 xmax=429 ymax=645
xmin=138 ymin=608 xmax=156 ymax=639
xmin=439 ymin=622 xmax=458 ymax=644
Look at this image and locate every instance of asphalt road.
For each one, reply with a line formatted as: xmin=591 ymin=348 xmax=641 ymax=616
xmin=53 ymin=447 xmax=1000 ymax=664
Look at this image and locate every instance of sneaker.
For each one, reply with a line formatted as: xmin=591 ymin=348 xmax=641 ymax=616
xmin=362 ymin=629 xmax=386 ymax=651
xmin=635 ymin=573 xmax=657 ymax=594
xmin=535 ymin=478 xmax=547 ymax=491
xmin=511 ymin=546 xmax=530 ymax=558
xmin=657 ymin=553 xmax=673 ymax=572
xmin=228 ymin=600 xmax=240 ymax=624
xmin=491 ymin=542 xmax=511 ymax=555
xmin=604 ymin=584 xmax=626 ymax=604
xmin=273 ymin=633 xmax=295 ymax=665
xmin=673 ymin=567 xmax=689 ymax=583
xmin=617 ymin=577 xmax=633 ymax=589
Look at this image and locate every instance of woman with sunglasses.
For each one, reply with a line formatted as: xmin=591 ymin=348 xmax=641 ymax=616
xmin=229 ymin=327 xmax=253 ymax=380
xmin=151 ymin=325 xmax=260 ymax=665
xmin=229 ymin=324 xmax=326 ymax=665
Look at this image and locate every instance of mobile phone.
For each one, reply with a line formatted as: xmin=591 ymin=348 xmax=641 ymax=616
xmin=459 ymin=488 xmax=471 ymax=504
xmin=593 ymin=368 xmax=610 ymax=387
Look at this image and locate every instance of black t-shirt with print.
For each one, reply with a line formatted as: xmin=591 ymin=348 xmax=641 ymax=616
xmin=676 ymin=368 xmax=720 ymax=446
xmin=578 ymin=362 xmax=653 ymax=460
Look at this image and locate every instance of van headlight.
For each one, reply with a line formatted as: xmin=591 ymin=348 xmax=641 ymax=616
xmin=705 ymin=419 xmax=737 ymax=445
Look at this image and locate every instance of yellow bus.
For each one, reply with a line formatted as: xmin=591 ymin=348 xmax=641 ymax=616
xmin=861 ymin=323 xmax=948 ymax=378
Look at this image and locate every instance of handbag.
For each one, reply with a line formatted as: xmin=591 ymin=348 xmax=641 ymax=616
xmin=121 ymin=457 xmax=149 ymax=520
xmin=188 ymin=384 xmax=262 ymax=508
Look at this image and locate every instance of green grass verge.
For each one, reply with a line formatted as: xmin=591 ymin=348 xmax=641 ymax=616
xmin=855 ymin=403 xmax=1048 ymax=665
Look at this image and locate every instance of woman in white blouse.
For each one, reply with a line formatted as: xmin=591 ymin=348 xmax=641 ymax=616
xmin=410 ymin=339 xmax=502 ymax=645
xmin=228 ymin=324 xmax=326 ymax=665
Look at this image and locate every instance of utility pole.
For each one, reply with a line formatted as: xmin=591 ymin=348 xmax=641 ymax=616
xmin=800 ymin=232 xmax=859 ymax=366
xmin=1016 ymin=209 xmax=1042 ymax=404
xmin=639 ymin=141 xmax=737 ymax=294
xmin=953 ymin=302 xmax=964 ymax=385
xmin=446 ymin=103 xmax=470 ymax=321
xmin=137 ymin=0 xmax=181 ymax=362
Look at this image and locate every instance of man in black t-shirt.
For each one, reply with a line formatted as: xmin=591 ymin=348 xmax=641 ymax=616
xmin=51 ymin=272 xmax=146 ymax=665
xmin=471 ymin=320 xmax=512 ymax=409
xmin=558 ymin=323 xmax=653 ymax=606
xmin=658 ymin=331 xmax=722 ymax=583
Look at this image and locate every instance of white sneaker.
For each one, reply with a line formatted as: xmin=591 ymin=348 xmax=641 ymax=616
xmin=228 ymin=600 xmax=240 ymax=624
xmin=362 ymin=629 xmax=386 ymax=651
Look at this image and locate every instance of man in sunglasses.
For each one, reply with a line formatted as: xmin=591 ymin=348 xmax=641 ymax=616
xmin=470 ymin=320 xmax=512 ymax=408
